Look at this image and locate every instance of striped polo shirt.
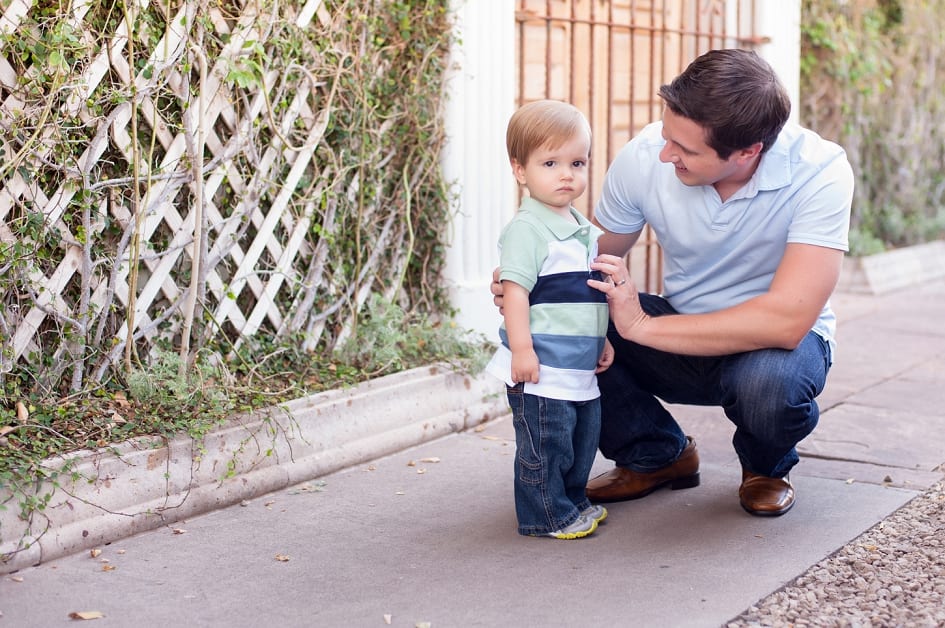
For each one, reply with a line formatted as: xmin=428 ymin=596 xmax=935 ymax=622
xmin=486 ymin=197 xmax=609 ymax=401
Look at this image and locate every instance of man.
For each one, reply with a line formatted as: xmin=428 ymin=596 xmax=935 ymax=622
xmin=491 ymin=49 xmax=854 ymax=516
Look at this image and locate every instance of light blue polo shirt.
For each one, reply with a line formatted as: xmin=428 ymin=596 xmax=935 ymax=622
xmin=594 ymin=121 xmax=854 ymax=356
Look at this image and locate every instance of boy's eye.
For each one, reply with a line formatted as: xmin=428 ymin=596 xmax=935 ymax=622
xmin=572 ymin=160 xmax=586 ymax=168
xmin=542 ymin=160 xmax=556 ymax=167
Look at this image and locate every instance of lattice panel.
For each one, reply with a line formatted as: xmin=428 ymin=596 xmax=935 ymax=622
xmin=0 ymin=0 xmax=366 ymax=387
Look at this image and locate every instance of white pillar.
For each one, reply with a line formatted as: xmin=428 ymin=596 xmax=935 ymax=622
xmin=442 ymin=0 xmax=516 ymax=339
xmin=754 ymin=0 xmax=802 ymax=123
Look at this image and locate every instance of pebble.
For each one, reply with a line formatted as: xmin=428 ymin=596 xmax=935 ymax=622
xmin=728 ymin=481 xmax=945 ymax=627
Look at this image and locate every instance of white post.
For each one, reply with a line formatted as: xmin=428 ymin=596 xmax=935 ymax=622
xmin=442 ymin=0 xmax=516 ymax=339
xmin=753 ymin=0 xmax=802 ymax=123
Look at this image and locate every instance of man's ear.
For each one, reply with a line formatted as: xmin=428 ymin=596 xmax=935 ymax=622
xmin=510 ymin=159 xmax=527 ymax=185
xmin=736 ymin=142 xmax=764 ymax=164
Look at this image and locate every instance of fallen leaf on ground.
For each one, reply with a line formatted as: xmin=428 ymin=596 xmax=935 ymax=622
xmin=0 ymin=425 xmax=15 ymax=437
xmin=16 ymin=401 xmax=28 ymax=423
xmin=275 ymin=554 xmax=290 ymax=562
xmin=395 ymin=491 xmax=405 ymax=495
xmin=172 ymin=528 xmax=186 ymax=535
xmin=480 ymin=435 xmax=501 ymax=441
xmin=416 ymin=468 xmax=427 ymax=474
xmin=101 ymin=565 xmax=116 ymax=572
xmin=89 ymin=549 xmax=102 ymax=558
xmin=288 ymin=481 xmax=326 ymax=494
xmin=406 ymin=460 xmax=416 ymax=467
xmin=383 ymin=614 xmax=392 ymax=624
xmin=68 ymin=611 xmax=104 ymax=620
xmin=9 ymin=576 xmax=23 ymax=582
xmin=419 ymin=457 xmax=440 ymax=463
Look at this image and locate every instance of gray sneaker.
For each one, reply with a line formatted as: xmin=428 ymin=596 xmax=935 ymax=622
xmin=539 ymin=514 xmax=597 ymax=539
xmin=581 ymin=504 xmax=608 ymax=524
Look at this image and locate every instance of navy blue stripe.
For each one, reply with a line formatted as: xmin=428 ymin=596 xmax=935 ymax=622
xmin=530 ymin=271 xmax=607 ymax=305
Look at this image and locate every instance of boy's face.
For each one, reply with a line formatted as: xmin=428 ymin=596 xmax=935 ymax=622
xmin=511 ymin=132 xmax=590 ymax=215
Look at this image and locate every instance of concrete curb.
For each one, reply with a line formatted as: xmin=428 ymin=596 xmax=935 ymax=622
xmin=838 ymin=240 xmax=945 ymax=295
xmin=0 ymin=364 xmax=507 ymax=575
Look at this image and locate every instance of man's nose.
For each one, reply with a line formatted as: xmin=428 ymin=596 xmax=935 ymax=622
xmin=658 ymin=144 xmax=675 ymax=163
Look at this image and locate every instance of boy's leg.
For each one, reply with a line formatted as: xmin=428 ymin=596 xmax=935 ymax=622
xmin=564 ymin=397 xmax=601 ymax=512
xmin=506 ymin=386 xmax=583 ymax=536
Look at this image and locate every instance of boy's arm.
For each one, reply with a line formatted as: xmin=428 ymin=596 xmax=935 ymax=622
xmin=503 ymin=281 xmax=540 ymax=384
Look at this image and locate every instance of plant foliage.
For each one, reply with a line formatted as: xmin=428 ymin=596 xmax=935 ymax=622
xmin=800 ymin=0 xmax=945 ymax=254
xmin=0 ymin=0 xmax=492 ymax=559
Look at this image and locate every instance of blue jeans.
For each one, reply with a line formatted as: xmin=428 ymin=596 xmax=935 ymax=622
xmin=598 ymin=293 xmax=831 ymax=478
xmin=506 ymin=384 xmax=601 ymax=536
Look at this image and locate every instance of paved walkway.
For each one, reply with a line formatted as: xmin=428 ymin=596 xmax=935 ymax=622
xmin=2 ymin=282 xmax=943 ymax=627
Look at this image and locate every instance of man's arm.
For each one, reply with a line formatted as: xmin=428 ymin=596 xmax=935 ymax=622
xmin=592 ymin=218 xmax=641 ymax=256
xmin=597 ymin=242 xmax=844 ymax=355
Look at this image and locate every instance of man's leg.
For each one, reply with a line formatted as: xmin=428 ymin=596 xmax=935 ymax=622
xmin=720 ymin=331 xmax=831 ymax=516
xmin=589 ymin=294 xmax=709 ymax=501
xmin=720 ymin=330 xmax=830 ymax=477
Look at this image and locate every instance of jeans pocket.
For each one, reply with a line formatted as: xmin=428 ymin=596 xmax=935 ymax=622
xmin=508 ymin=386 xmax=543 ymax=486
xmin=516 ymin=444 xmax=543 ymax=486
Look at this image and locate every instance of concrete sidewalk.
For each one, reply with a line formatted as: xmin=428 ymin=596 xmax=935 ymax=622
xmin=1 ymin=281 xmax=943 ymax=627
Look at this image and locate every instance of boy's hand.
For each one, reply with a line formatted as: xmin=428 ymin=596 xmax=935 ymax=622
xmin=595 ymin=338 xmax=614 ymax=373
xmin=511 ymin=350 xmax=540 ymax=384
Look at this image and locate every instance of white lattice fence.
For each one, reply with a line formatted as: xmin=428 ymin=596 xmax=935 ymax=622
xmin=0 ymin=0 xmax=444 ymax=391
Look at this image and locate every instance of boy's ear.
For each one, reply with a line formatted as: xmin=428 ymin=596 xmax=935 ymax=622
xmin=510 ymin=158 xmax=527 ymax=185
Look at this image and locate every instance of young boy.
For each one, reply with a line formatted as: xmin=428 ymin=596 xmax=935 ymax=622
xmin=486 ymin=100 xmax=613 ymax=539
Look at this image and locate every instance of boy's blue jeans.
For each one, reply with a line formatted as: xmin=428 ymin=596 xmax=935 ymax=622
xmin=598 ymin=293 xmax=831 ymax=478
xmin=506 ymin=384 xmax=600 ymax=536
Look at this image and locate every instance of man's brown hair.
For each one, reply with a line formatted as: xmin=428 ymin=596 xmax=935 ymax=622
xmin=658 ymin=49 xmax=791 ymax=159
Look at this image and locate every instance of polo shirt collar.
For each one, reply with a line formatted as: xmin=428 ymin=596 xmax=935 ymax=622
xmin=520 ymin=196 xmax=591 ymax=240
xmin=753 ymin=132 xmax=793 ymax=193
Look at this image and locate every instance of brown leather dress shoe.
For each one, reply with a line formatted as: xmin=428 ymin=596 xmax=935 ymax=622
xmin=739 ymin=469 xmax=795 ymax=516
xmin=585 ymin=437 xmax=700 ymax=503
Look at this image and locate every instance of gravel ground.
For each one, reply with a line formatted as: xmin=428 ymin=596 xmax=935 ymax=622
xmin=727 ymin=481 xmax=945 ymax=628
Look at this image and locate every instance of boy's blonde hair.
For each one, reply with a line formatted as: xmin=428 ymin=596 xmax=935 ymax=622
xmin=506 ymin=100 xmax=591 ymax=165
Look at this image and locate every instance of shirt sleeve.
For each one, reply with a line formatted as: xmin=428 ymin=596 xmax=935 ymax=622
xmin=787 ymin=149 xmax=855 ymax=251
xmin=593 ymin=127 xmax=657 ymax=235
xmin=497 ymin=219 xmax=547 ymax=292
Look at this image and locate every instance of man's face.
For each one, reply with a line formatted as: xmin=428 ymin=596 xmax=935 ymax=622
xmin=657 ymin=107 xmax=740 ymax=188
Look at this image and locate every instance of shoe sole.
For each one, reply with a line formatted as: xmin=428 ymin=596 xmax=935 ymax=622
xmin=590 ymin=472 xmax=701 ymax=503
xmin=740 ymin=499 xmax=795 ymax=517
xmin=546 ymin=519 xmax=598 ymax=539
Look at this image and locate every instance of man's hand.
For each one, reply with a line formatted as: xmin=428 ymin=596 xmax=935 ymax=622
xmin=490 ymin=266 xmax=504 ymax=313
xmin=588 ymin=254 xmax=650 ymax=343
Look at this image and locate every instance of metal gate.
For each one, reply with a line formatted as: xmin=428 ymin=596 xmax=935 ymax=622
xmin=515 ymin=0 xmax=761 ymax=290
